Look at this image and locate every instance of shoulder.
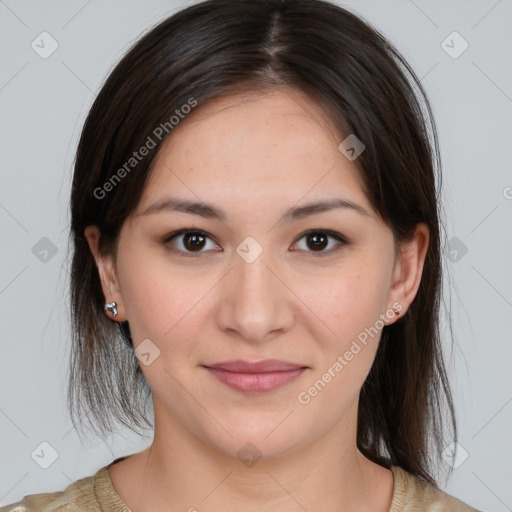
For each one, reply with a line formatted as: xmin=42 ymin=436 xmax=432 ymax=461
xmin=0 ymin=464 xmax=130 ymax=512
xmin=0 ymin=472 xmax=96 ymax=512
xmin=389 ymin=465 xmax=482 ymax=511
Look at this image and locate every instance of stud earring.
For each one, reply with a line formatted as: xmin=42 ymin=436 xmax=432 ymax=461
xmin=104 ymin=301 xmax=118 ymax=318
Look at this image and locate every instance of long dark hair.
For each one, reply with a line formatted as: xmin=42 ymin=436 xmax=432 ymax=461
xmin=67 ymin=0 xmax=457 ymax=486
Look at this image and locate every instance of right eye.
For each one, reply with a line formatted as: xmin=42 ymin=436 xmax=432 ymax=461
xmin=162 ymin=229 xmax=221 ymax=257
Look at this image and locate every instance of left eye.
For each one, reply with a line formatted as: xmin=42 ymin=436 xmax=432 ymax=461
xmin=162 ymin=229 xmax=348 ymax=257
xmin=292 ymin=230 xmax=348 ymax=255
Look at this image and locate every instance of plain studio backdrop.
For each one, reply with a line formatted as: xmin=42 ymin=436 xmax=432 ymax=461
xmin=0 ymin=1 xmax=511 ymax=510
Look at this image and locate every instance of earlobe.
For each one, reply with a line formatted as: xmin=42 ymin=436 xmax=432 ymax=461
xmin=84 ymin=225 xmax=126 ymax=322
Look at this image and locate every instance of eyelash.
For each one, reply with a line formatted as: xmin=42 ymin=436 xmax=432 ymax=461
xmin=161 ymin=228 xmax=350 ymax=258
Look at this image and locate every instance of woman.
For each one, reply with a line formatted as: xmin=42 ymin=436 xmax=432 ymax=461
xmin=1 ymin=0 xmax=481 ymax=510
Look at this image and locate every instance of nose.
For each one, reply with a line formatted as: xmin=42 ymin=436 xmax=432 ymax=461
xmin=215 ymin=248 xmax=295 ymax=343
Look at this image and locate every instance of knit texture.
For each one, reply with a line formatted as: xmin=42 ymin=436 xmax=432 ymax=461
xmin=0 ymin=461 xmax=481 ymax=511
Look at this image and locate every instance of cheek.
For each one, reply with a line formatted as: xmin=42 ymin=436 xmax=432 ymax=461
xmin=300 ymin=263 xmax=389 ymax=346
xmin=293 ymin=273 xmax=387 ymax=420
xmin=116 ymin=246 xmax=191 ymax=342
xmin=116 ymin=249 xmax=207 ymax=395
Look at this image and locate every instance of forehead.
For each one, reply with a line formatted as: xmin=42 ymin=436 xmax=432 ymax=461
xmin=135 ymin=89 xmax=369 ymax=217
xmin=156 ymin=89 xmax=342 ymax=162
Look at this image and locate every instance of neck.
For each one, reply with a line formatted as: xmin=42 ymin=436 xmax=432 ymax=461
xmin=109 ymin=401 xmax=394 ymax=511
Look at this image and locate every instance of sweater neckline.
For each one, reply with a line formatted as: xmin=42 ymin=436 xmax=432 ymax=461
xmin=96 ymin=457 xmax=407 ymax=511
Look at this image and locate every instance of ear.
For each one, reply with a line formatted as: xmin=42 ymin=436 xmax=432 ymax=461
xmin=84 ymin=225 xmax=127 ymax=322
xmin=385 ymin=222 xmax=429 ymax=325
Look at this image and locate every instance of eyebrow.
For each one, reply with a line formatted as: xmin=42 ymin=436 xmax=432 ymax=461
xmin=137 ymin=196 xmax=370 ymax=222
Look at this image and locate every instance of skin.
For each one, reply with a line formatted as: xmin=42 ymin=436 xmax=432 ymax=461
xmin=85 ymin=88 xmax=429 ymax=512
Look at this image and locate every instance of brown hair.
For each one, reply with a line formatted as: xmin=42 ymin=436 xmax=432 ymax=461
xmin=67 ymin=0 xmax=457 ymax=486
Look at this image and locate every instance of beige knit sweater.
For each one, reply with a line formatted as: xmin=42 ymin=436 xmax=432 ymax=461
xmin=0 ymin=461 xmax=481 ymax=511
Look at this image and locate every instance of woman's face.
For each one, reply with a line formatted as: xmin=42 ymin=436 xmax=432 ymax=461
xmin=87 ymin=89 xmax=426 ymax=460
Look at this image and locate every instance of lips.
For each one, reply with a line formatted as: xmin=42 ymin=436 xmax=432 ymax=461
xmin=202 ymin=359 xmax=308 ymax=393
xmin=206 ymin=359 xmax=306 ymax=373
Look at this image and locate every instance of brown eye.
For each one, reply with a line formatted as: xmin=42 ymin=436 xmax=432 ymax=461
xmin=162 ymin=228 xmax=349 ymax=258
xmin=163 ymin=229 xmax=219 ymax=256
xmin=305 ymin=232 xmax=329 ymax=251
xmin=182 ymin=232 xmax=207 ymax=251
xmin=293 ymin=230 xmax=349 ymax=256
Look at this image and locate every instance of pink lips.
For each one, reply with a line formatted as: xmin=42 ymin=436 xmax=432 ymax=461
xmin=203 ymin=359 xmax=307 ymax=393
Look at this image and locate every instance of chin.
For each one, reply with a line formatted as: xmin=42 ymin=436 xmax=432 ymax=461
xmin=199 ymin=417 xmax=308 ymax=463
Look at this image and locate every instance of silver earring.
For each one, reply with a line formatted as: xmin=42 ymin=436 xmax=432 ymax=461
xmin=104 ymin=301 xmax=118 ymax=318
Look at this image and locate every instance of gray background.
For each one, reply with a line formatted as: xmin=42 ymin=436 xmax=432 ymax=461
xmin=0 ymin=0 xmax=511 ymax=510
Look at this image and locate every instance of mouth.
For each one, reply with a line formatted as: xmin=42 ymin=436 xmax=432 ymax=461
xmin=201 ymin=359 xmax=308 ymax=394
